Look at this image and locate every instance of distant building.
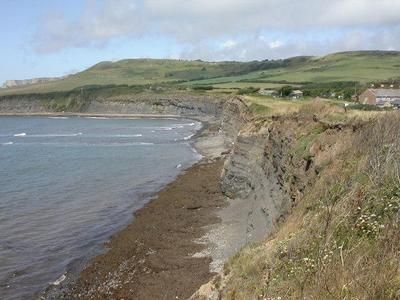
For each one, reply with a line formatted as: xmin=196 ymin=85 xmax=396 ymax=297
xmin=290 ymin=90 xmax=303 ymax=99
xmin=392 ymin=99 xmax=400 ymax=109
xmin=258 ymin=89 xmax=278 ymax=97
xmin=359 ymin=89 xmax=400 ymax=106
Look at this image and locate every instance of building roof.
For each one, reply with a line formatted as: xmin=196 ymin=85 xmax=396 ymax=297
xmin=392 ymin=99 xmax=400 ymax=105
xmin=291 ymin=90 xmax=303 ymax=95
xmin=368 ymin=89 xmax=400 ymax=97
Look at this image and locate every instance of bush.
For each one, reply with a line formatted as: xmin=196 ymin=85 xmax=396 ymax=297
xmin=279 ymin=85 xmax=294 ymax=97
xmin=237 ymin=86 xmax=260 ymax=95
xmin=192 ymin=85 xmax=214 ymax=91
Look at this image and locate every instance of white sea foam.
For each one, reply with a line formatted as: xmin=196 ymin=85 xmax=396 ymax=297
xmin=14 ymin=133 xmax=26 ymax=137
xmin=52 ymin=274 xmax=66 ymax=285
xmin=48 ymin=117 xmax=69 ymax=119
xmin=176 ymin=163 xmax=182 ymax=169
xmin=25 ymin=133 xmax=83 ymax=137
xmin=158 ymin=127 xmax=173 ymax=131
xmin=139 ymin=142 xmax=154 ymax=145
xmin=115 ymin=134 xmax=143 ymax=137
xmin=183 ymin=134 xmax=195 ymax=140
xmin=85 ymin=117 xmax=109 ymax=119
xmin=1 ymin=142 xmax=13 ymax=145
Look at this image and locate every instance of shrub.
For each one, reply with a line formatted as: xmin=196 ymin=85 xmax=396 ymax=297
xmin=237 ymin=86 xmax=260 ymax=95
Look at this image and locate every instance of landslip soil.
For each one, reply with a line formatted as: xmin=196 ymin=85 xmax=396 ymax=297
xmin=51 ymin=159 xmax=226 ymax=300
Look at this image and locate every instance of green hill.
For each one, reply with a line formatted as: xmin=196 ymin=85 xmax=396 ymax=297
xmin=1 ymin=51 xmax=399 ymax=96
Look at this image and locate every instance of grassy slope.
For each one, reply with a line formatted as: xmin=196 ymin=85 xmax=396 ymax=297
xmin=1 ymin=51 xmax=399 ymax=96
xmin=0 ymin=59 xmax=243 ymax=95
xmin=211 ymin=101 xmax=400 ymax=299
xmin=190 ymin=51 xmax=400 ymax=87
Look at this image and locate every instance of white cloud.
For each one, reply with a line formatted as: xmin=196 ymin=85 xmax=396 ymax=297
xmin=221 ymin=40 xmax=237 ymax=49
xmin=33 ymin=0 xmax=400 ymax=59
xmin=269 ymin=41 xmax=283 ymax=49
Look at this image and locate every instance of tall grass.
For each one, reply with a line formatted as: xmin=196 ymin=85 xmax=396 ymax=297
xmin=217 ymin=106 xmax=400 ymax=299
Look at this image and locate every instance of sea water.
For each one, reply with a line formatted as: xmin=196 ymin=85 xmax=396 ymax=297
xmin=0 ymin=116 xmax=202 ymax=300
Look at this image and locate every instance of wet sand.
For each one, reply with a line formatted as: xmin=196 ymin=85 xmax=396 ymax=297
xmin=49 ymin=158 xmax=225 ymax=300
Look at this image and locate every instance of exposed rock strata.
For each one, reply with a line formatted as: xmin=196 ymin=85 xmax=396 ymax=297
xmin=0 ymin=95 xmax=225 ymax=119
xmin=2 ymin=77 xmax=67 ymax=88
xmin=1 ymin=94 xmax=300 ymax=299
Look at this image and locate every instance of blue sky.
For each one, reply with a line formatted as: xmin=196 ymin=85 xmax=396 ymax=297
xmin=1 ymin=0 xmax=400 ymax=84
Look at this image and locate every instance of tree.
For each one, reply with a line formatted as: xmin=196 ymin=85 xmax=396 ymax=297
xmin=279 ymin=85 xmax=293 ymax=97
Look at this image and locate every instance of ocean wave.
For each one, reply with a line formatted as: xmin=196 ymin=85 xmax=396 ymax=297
xmin=48 ymin=117 xmax=69 ymax=119
xmin=85 ymin=117 xmax=109 ymax=119
xmin=27 ymin=133 xmax=83 ymax=137
xmin=1 ymin=142 xmax=13 ymax=145
xmin=22 ymin=141 xmax=156 ymax=147
xmin=115 ymin=134 xmax=143 ymax=137
xmin=14 ymin=133 xmax=83 ymax=138
xmin=161 ymin=127 xmax=173 ymax=131
xmin=14 ymin=133 xmax=26 ymax=137
xmin=52 ymin=274 xmax=66 ymax=285
xmin=183 ymin=134 xmax=195 ymax=141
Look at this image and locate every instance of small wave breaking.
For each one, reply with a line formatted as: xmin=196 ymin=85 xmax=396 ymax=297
xmin=85 ymin=117 xmax=109 ymax=120
xmin=14 ymin=133 xmax=26 ymax=137
xmin=183 ymin=134 xmax=195 ymax=141
xmin=52 ymin=274 xmax=66 ymax=286
xmin=115 ymin=134 xmax=143 ymax=137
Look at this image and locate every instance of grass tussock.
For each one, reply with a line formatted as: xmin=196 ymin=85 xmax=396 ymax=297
xmin=221 ymin=110 xmax=400 ymax=299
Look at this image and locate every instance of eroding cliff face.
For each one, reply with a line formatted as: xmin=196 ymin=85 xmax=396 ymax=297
xmin=217 ymin=120 xmax=293 ymax=250
xmin=2 ymin=77 xmax=66 ymax=88
xmin=191 ymin=99 xmax=302 ymax=277
xmin=86 ymin=97 xmax=224 ymax=118
xmin=0 ymin=95 xmax=225 ymax=120
xmin=0 ymin=98 xmax=49 ymax=113
xmin=220 ymin=97 xmax=250 ymax=142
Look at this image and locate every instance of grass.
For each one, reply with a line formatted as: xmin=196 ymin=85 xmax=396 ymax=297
xmin=2 ymin=51 xmax=400 ymax=96
xmin=215 ymin=104 xmax=400 ymax=299
xmin=242 ymin=95 xmax=312 ymax=117
xmin=209 ymin=82 xmax=293 ymax=89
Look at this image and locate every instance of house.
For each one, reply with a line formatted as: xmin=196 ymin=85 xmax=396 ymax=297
xmin=258 ymin=89 xmax=278 ymax=97
xmin=290 ymin=90 xmax=303 ymax=99
xmin=359 ymin=88 xmax=400 ymax=106
xmin=392 ymin=99 xmax=400 ymax=109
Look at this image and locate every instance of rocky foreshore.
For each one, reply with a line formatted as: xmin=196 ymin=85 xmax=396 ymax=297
xmin=20 ymin=95 xmax=291 ymax=299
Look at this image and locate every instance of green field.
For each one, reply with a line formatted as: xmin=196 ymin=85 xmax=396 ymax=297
xmin=189 ymin=51 xmax=400 ymax=86
xmin=1 ymin=51 xmax=399 ymax=96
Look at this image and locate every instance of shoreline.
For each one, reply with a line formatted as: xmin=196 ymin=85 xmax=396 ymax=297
xmin=44 ymin=160 xmax=227 ymax=299
xmin=0 ymin=112 xmax=182 ymax=119
xmin=41 ymin=117 xmax=229 ymax=299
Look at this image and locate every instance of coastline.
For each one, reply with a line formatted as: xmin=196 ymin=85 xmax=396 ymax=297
xmin=40 ymin=116 xmax=229 ymax=299
xmin=0 ymin=112 xmax=181 ymax=119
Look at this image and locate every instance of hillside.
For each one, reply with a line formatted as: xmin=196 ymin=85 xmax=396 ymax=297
xmin=191 ymin=99 xmax=400 ymax=300
xmin=1 ymin=51 xmax=399 ymax=96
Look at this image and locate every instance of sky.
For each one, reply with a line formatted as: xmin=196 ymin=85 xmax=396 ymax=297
xmin=1 ymin=0 xmax=400 ymax=84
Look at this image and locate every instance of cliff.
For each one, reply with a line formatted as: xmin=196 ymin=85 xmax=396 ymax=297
xmin=0 ymin=93 xmax=226 ymax=121
xmin=1 ymin=76 xmax=67 ymax=88
xmin=192 ymin=101 xmax=400 ymax=299
xmin=1 ymin=94 xmax=398 ymax=299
